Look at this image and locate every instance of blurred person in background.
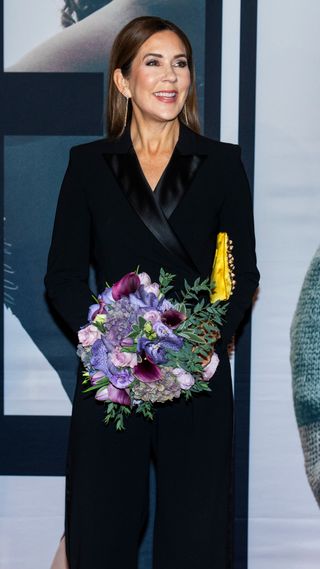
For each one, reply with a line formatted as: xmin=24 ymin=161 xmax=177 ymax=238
xmin=291 ymin=245 xmax=320 ymax=507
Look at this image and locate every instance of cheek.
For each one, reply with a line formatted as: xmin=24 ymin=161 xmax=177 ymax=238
xmin=181 ymin=70 xmax=191 ymax=92
xmin=131 ymin=69 xmax=159 ymax=95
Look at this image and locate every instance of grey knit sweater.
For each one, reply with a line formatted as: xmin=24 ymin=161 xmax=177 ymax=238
xmin=290 ymin=245 xmax=320 ymax=507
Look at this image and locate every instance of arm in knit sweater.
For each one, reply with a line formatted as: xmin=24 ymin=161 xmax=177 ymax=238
xmin=290 ymin=245 xmax=320 ymax=507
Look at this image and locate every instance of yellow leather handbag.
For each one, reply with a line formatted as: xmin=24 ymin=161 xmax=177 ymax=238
xmin=210 ymin=232 xmax=236 ymax=303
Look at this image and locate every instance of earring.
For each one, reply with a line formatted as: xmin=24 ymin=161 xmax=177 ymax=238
xmin=183 ymin=104 xmax=189 ymax=126
xmin=120 ymin=94 xmax=128 ymax=136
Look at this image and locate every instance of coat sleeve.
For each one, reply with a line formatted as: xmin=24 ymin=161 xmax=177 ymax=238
xmin=44 ymin=147 xmax=94 ymax=337
xmin=216 ymin=145 xmax=260 ymax=348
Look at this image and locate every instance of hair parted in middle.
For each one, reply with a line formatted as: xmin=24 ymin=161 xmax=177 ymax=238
xmin=106 ymin=16 xmax=201 ymax=138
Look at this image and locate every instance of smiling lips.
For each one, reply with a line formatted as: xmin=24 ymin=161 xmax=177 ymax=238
xmin=153 ymin=90 xmax=178 ymax=103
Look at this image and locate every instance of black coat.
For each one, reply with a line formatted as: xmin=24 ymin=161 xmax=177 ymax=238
xmin=44 ymin=121 xmax=260 ymax=567
xmin=44 ymin=122 xmax=260 ymax=351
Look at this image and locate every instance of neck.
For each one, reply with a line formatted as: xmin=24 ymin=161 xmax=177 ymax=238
xmin=130 ymin=114 xmax=180 ymax=156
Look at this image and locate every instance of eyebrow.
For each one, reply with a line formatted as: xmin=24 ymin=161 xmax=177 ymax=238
xmin=143 ymin=52 xmax=187 ymax=60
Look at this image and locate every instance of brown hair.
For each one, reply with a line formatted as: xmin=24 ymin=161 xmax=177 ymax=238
xmin=106 ymin=16 xmax=201 ymax=138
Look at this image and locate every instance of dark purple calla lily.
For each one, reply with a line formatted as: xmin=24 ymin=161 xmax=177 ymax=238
xmin=95 ymin=384 xmax=131 ymax=405
xmin=133 ymin=350 xmax=162 ymax=382
xmin=161 ymin=309 xmax=187 ymax=328
xmin=112 ymin=272 xmax=140 ymax=300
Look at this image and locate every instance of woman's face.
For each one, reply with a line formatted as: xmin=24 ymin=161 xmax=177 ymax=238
xmin=123 ymin=30 xmax=191 ymax=124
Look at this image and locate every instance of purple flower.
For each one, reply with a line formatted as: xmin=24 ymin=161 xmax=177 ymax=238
xmin=128 ymin=286 xmax=161 ymax=310
xmin=142 ymin=309 xmax=161 ymax=325
xmin=120 ymin=337 xmax=134 ymax=347
xmin=110 ymin=346 xmax=137 ymax=368
xmin=95 ymin=384 xmax=131 ymax=405
xmin=112 ymin=272 xmax=140 ymax=300
xmin=161 ymin=309 xmax=186 ymax=328
xmin=133 ymin=350 xmax=162 ymax=382
xmin=99 ymin=288 xmax=114 ymax=304
xmin=172 ymin=367 xmax=195 ymax=389
xmin=153 ymin=321 xmax=174 ymax=338
xmin=144 ymin=283 xmax=160 ymax=296
xmin=152 ymin=322 xmax=184 ymax=351
xmin=109 ymin=367 xmax=135 ymax=389
xmin=90 ymin=370 xmax=105 ymax=385
xmin=78 ymin=324 xmax=102 ymax=347
xmin=145 ymin=342 xmax=168 ymax=364
xmin=137 ymin=272 xmax=152 ymax=286
xmin=91 ymin=341 xmax=135 ymax=388
xmin=91 ymin=339 xmax=109 ymax=375
xmin=136 ymin=337 xmax=167 ymax=364
xmin=158 ymin=298 xmax=174 ymax=311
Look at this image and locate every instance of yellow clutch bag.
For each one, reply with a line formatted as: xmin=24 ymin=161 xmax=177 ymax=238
xmin=210 ymin=232 xmax=236 ymax=303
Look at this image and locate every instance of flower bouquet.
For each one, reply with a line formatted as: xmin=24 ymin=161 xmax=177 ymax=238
xmin=77 ymin=266 xmax=228 ymax=430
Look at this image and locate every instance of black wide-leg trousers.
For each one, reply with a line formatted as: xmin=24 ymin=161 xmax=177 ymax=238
xmin=65 ymin=351 xmax=234 ymax=569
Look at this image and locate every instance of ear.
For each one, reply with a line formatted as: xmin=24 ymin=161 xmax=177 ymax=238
xmin=113 ymin=68 xmax=131 ymax=98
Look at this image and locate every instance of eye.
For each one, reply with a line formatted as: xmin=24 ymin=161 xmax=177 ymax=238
xmin=145 ymin=59 xmax=160 ymax=66
xmin=173 ymin=59 xmax=188 ymax=68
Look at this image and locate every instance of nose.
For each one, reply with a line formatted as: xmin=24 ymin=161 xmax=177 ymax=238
xmin=162 ymin=63 xmax=178 ymax=82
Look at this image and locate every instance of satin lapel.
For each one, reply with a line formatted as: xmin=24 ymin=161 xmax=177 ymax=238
xmin=102 ymin=123 xmax=209 ymax=276
xmin=103 ymin=151 xmax=200 ymax=274
xmin=156 ymin=151 xmax=207 ymax=220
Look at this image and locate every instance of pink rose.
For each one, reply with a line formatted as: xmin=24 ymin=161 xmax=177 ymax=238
xmin=202 ymin=352 xmax=219 ymax=381
xmin=143 ymin=309 xmax=161 ymax=325
xmin=78 ymin=324 xmax=102 ymax=347
xmin=110 ymin=346 xmax=138 ymax=368
xmin=172 ymin=367 xmax=195 ymax=389
xmin=138 ymin=272 xmax=152 ymax=286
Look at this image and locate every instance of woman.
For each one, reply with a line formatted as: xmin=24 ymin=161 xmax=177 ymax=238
xmin=45 ymin=15 xmax=260 ymax=569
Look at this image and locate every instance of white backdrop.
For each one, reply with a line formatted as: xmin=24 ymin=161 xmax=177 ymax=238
xmin=249 ymin=1 xmax=320 ymax=567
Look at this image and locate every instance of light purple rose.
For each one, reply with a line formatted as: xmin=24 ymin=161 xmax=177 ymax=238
xmin=172 ymin=367 xmax=195 ymax=389
xmin=202 ymin=352 xmax=220 ymax=381
xmin=152 ymin=321 xmax=173 ymax=338
xmin=144 ymin=283 xmax=160 ymax=296
xmin=78 ymin=324 xmax=102 ymax=347
xmin=110 ymin=346 xmax=138 ymax=368
xmin=95 ymin=384 xmax=131 ymax=405
xmin=143 ymin=309 xmax=161 ymax=325
xmin=138 ymin=272 xmax=152 ymax=286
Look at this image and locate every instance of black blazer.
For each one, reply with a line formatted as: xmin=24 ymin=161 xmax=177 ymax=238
xmin=44 ymin=122 xmax=260 ymax=351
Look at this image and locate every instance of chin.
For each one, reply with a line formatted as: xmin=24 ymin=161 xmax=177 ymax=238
xmin=151 ymin=110 xmax=183 ymax=123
